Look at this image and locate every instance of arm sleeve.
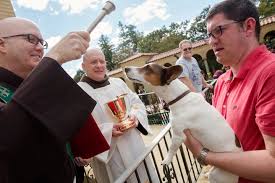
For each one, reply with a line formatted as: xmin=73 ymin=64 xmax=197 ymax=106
xmin=7 ymin=57 xmax=97 ymax=144
xmin=255 ymin=64 xmax=275 ymax=136
xmin=175 ymin=59 xmax=189 ymax=78
xmin=70 ymin=115 xmax=110 ymax=159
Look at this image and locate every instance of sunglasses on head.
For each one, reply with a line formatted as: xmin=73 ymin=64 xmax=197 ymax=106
xmin=183 ymin=47 xmax=192 ymax=51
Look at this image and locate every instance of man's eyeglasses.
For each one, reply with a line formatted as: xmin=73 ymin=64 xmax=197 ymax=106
xmin=2 ymin=34 xmax=48 ymax=49
xmin=183 ymin=47 xmax=192 ymax=52
xmin=207 ymin=21 xmax=241 ymax=39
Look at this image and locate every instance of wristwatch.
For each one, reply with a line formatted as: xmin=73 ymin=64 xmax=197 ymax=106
xmin=197 ymin=147 xmax=209 ymax=166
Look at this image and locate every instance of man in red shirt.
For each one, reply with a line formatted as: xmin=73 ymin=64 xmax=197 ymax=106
xmin=183 ymin=0 xmax=275 ymax=182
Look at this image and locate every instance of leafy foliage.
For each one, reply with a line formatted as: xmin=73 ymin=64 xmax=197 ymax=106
xmin=73 ymin=69 xmax=84 ymax=82
xmin=109 ymin=22 xmax=144 ymax=64
xmin=138 ymin=21 xmax=189 ymax=53
xmin=256 ymin=0 xmax=275 ymax=18
xmin=186 ymin=6 xmax=210 ymax=42
xmin=118 ymin=21 xmax=143 ymax=53
xmin=98 ymin=35 xmax=116 ymax=71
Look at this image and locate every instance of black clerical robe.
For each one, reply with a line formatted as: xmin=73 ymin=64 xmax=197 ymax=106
xmin=0 ymin=57 xmax=107 ymax=183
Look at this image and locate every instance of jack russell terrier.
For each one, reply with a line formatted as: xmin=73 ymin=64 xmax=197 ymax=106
xmin=124 ymin=63 xmax=242 ymax=183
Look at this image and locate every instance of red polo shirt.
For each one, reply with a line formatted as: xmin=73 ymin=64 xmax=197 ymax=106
xmin=212 ymin=45 xmax=275 ymax=183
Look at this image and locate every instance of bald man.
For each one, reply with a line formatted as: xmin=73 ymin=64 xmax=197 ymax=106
xmin=0 ymin=17 xmax=107 ymax=183
xmin=77 ymin=48 xmax=158 ymax=183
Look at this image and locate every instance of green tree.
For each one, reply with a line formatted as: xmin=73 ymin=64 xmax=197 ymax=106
xmin=111 ymin=22 xmax=143 ymax=63
xmin=73 ymin=69 xmax=84 ymax=82
xmin=98 ymin=35 xmax=116 ymax=71
xmin=112 ymin=46 xmax=133 ymax=64
xmin=138 ymin=27 xmax=168 ymax=53
xmin=257 ymin=0 xmax=275 ymax=18
xmin=116 ymin=21 xmax=143 ymax=58
xmin=138 ymin=21 xmax=188 ymax=53
xmin=158 ymin=21 xmax=189 ymax=52
xmin=186 ymin=6 xmax=210 ymax=42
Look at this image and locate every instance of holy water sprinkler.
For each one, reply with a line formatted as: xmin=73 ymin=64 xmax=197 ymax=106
xmin=87 ymin=1 xmax=116 ymax=33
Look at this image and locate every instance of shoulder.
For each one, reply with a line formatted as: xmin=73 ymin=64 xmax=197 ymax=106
xmin=256 ymin=62 xmax=275 ymax=92
xmin=256 ymin=55 xmax=275 ymax=81
xmin=77 ymin=81 xmax=90 ymax=89
xmin=191 ymin=57 xmax=199 ymax=63
xmin=109 ymin=77 xmax=123 ymax=83
xmin=176 ymin=57 xmax=185 ymax=64
xmin=176 ymin=58 xmax=188 ymax=67
xmin=191 ymin=57 xmax=197 ymax=61
xmin=77 ymin=81 xmax=85 ymax=86
xmin=109 ymin=77 xmax=128 ymax=87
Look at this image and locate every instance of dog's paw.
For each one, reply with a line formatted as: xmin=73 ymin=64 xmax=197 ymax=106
xmin=161 ymin=156 xmax=173 ymax=165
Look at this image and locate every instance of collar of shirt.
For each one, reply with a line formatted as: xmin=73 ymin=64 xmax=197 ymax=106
xmin=81 ymin=75 xmax=110 ymax=89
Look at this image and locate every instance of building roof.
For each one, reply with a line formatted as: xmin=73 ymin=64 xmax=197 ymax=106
xmin=147 ymin=47 xmax=180 ymax=63
xmin=119 ymin=53 xmax=158 ymax=64
xmin=260 ymin=14 xmax=275 ymax=26
xmin=108 ymin=67 xmax=123 ymax=76
xmin=0 ymin=0 xmax=15 ymax=20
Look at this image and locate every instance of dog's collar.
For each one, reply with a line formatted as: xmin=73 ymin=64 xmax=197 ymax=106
xmin=167 ymin=90 xmax=191 ymax=106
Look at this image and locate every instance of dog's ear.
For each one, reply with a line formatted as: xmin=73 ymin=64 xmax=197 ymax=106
xmin=164 ymin=65 xmax=183 ymax=85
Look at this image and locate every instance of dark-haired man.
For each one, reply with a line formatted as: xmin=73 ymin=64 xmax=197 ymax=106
xmin=183 ymin=0 xmax=275 ymax=183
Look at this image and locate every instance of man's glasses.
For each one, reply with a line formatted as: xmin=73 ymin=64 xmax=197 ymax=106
xmin=2 ymin=34 xmax=48 ymax=49
xmin=183 ymin=47 xmax=192 ymax=52
xmin=207 ymin=21 xmax=241 ymax=39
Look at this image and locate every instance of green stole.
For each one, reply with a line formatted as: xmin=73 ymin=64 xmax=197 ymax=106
xmin=0 ymin=83 xmax=14 ymax=104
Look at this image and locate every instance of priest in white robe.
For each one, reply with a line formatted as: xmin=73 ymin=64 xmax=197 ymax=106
xmin=78 ymin=48 xmax=159 ymax=183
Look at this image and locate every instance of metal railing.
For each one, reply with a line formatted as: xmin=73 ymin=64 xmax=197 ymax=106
xmin=147 ymin=111 xmax=170 ymax=125
xmin=114 ymin=123 xmax=202 ymax=183
xmin=113 ymin=80 xmax=217 ymax=183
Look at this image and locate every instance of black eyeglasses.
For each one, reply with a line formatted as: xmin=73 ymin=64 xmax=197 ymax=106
xmin=183 ymin=47 xmax=192 ymax=51
xmin=2 ymin=34 xmax=48 ymax=49
xmin=207 ymin=21 xmax=241 ymax=39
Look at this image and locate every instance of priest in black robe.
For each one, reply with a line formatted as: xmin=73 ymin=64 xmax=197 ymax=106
xmin=0 ymin=17 xmax=108 ymax=183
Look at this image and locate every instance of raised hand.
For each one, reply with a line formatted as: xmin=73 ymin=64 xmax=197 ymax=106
xmin=45 ymin=31 xmax=90 ymax=64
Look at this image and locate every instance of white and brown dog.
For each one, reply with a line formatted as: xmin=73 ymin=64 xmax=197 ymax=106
xmin=124 ymin=63 xmax=242 ymax=183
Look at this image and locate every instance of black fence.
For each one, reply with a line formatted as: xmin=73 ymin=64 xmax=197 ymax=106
xmin=113 ymin=123 xmax=203 ymax=183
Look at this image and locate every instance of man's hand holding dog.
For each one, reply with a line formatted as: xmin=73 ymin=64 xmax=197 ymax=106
xmin=183 ymin=129 xmax=206 ymax=160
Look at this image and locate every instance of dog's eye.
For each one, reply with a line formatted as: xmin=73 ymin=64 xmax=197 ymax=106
xmin=143 ymin=65 xmax=150 ymax=71
xmin=145 ymin=65 xmax=153 ymax=73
